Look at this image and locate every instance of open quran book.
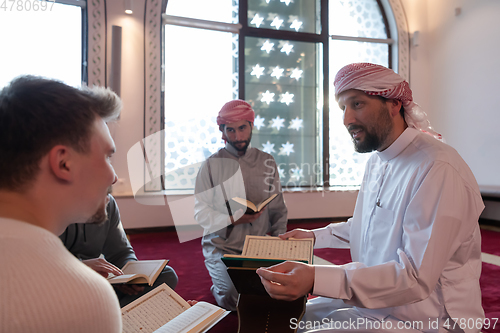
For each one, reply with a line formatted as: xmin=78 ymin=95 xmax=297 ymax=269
xmin=222 ymin=235 xmax=314 ymax=268
xmin=222 ymin=236 xmax=311 ymax=332
xmin=108 ymin=259 xmax=168 ymax=286
xmin=121 ymin=283 xmax=229 ymax=333
xmin=230 ymin=193 xmax=278 ymax=214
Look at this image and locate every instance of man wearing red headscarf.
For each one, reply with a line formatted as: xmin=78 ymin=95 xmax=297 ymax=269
xmin=257 ymin=63 xmax=484 ymax=332
xmin=194 ymin=99 xmax=288 ymax=311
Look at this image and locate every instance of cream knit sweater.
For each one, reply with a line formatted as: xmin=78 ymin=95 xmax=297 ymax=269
xmin=0 ymin=218 xmax=122 ymax=333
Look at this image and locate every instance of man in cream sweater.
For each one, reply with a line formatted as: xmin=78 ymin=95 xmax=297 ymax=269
xmin=0 ymin=76 xmax=123 ymax=332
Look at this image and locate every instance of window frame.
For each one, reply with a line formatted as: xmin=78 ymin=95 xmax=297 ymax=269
xmin=48 ymin=0 xmax=89 ymax=85
xmin=58 ymin=0 xmax=89 ymax=85
xmin=86 ymin=0 xmax=107 ymax=87
xmin=158 ymin=0 xmax=406 ymax=193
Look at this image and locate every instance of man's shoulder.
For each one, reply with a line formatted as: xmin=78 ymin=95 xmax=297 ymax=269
xmin=1 ymin=245 xmax=121 ymax=332
xmin=405 ymin=133 xmax=478 ymax=188
xmin=200 ymin=148 xmax=236 ymax=171
xmin=1 ymin=217 xmax=55 ymax=240
xmin=8 ymin=230 xmax=119 ymax=289
xmin=1 ymin=223 xmax=117 ymax=293
xmin=249 ymin=147 xmax=276 ymax=161
xmin=410 ymin=133 xmax=464 ymax=166
xmin=205 ymin=147 xmax=231 ymax=160
xmin=204 ymin=147 xmax=275 ymax=160
xmin=0 ymin=216 xmax=120 ymax=331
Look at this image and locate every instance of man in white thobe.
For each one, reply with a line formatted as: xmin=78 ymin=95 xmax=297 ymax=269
xmin=256 ymin=63 xmax=484 ymax=333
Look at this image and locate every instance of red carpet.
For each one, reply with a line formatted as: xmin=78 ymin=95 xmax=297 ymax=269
xmin=129 ymin=223 xmax=499 ymax=332
xmin=481 ymin=229 xmax=500 ymax=256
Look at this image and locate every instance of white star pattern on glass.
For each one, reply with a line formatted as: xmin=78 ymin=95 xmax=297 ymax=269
xmin=290 ymin=68 xmax=303 ymax=81
xmin=289 ymin=117 xmax=303 ymax=130
xmin=250 ymin=13 xmax=265 ymax=28
xmin=280 ymin=42 xmax=294 ymax=55
xmin=270 ymin=116 xmax=285 ymax=130
xmin=289 ymin=19 xmax=303 ymax=32
xmin=270 ymin=66 xmax=284 ymax=79
xmin=278 ymin=167 xmax=285 ymax=179
xmin=261 ymin=40 xmax=275 ymax=53
xmin=270 ymin=16 xmax=284 ymax=30
xmin=280 ymin=91 xmax=294 ymax=105
xmin=279 ymin=141 xmax=295 ymax=156
xmin=262 ymin=141 xmax=275 ymax=154
xmin=261 ymin=90 xmax=275 ymax=104
xmin=290 ymin=167 xmax=304 ymax=181
xmin=254 ymin=115 xmax=266 ymax=130
xmin=280 ymin=0 xmax=293 ymax=6
xmin=251 ymin=64 xmax=265 ymax=78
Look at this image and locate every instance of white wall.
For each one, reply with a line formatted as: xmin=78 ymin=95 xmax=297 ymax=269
xmin=402 ymin=0 xmax=500 ymax=187
xmin=400 ymin=0 xmax=431 ymax=115
xmin=403 ymin=0 xmax=500 ymax=220
xmin=106 ymin=0 xmax=146 ymax=197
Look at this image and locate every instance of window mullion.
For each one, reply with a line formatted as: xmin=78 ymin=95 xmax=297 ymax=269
xmin=56 ymin=0 xmax=86 ymax=8
xmin=238 ymin=0 xmax=248 ymax=100
xmin=330 ymin=34 xmax=394 ymax=45
xmin=322 ymin=0 xmax=329 ymax=188
xmin=246 ymin=27 xmax=324 ymax=43
xmin=163 ymin=14 xmax=242 ymax=33
xmin=160 ymin=0 xmax=394 ymax=191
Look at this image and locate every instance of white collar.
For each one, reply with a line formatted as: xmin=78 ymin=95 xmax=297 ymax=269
xmin=377 ymin=127 xmax=419 ymax=162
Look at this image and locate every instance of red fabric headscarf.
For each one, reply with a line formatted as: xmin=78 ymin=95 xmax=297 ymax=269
xmin=334 ymin=63 xmax=442 ymax=140
xmin=216 ymin=100 xmax=255 ymax=142
xmin=216 ymin=100 xmax=255 ymax=126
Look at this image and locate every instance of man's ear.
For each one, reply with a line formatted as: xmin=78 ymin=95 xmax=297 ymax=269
xmin=48 ymin=145 xmax=74 ymax=182
xmin=388 ymin=99 xmax=403 ymax=118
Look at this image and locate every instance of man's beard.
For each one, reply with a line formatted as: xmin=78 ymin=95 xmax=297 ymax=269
xmin=86 ymin=200 xmax=108 ymax=225
xmin=86 ymin=189 xmax=112 ymax=225
xmin=228 ymin=132 xmax=252 ymax=153
xmin=350 ymin=104 xmax=393 ymax=153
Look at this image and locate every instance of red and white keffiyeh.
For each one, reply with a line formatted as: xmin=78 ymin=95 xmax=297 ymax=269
xmin=334 ymin=63 xmax=442 ymax=140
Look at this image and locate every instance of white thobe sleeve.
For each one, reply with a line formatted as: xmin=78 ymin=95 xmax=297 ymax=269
xmin=313 ymin=162 xmax=482 ymax=309
xmin=313 ymin=220 xmax=352 ymax=249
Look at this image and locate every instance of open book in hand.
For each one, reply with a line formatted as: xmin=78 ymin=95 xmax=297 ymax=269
xmin=230 ymin=193 xmax=278 ymax=214
xmin=222 ymin=235 xmax=314 ymax=269
xmin=107 ymin=259 xmax=168 ymax=286
xmin=122 ymin=283 xmax=229 ymax=333
xmin=222 ymin=236 xmax=310 ymax=332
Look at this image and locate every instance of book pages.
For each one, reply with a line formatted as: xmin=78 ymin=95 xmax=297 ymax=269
xmin=122 ymin=284 xmax=189 ymax=333
xmin=109 ymin=273 xmax=143 ymax=284
xmin=154 ymin=302 xmax=228 ymax=333
xmin=242 ymin=236 xmax=313 ymax=263
xmin=256 ymin=193 xmax=277 ymax=211
xmin=231 ymin=197 xmax=255 ymax=211
xmin=122 ymin=260 xmax=166 ymax=278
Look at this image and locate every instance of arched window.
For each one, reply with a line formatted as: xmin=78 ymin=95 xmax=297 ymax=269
xmin=156 ymin=0 xmax=408 ymax=192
